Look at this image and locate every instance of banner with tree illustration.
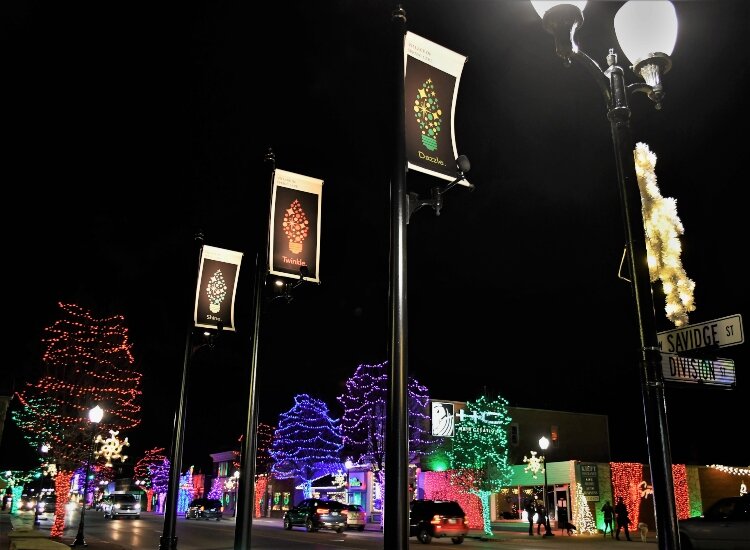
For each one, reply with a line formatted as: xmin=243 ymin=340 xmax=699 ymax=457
xmin=404 ymin=31 xmax=468 ymax=185
xmin=194 ymin=245 xmax=243 ymax=330
xmin=269 ymin=169 xmax=322 ymax=283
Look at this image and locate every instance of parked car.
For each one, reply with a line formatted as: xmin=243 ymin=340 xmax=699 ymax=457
xmin=101 ymin=492 xmax=141 ymax=519
xmin=678 ymin=494 xmax=749 ymax=550
xmin=185 ymin=498 xmax=223 ymax=520
xmin=343 ymin=503 xmax=366 ymax=531
xmin=37 ymin=495 xmax=56 ymax=514
xmin=409 ymin=499 xmax=468 ymax=544
xmin=283 ymin=498 xmax=347 ymax=533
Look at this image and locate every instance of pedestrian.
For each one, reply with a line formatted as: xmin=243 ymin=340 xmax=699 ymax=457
xmin=525 ymin=498 xmax=535 ymax=536
xmin=602 ymin=500 xmax=614 ymax=537
xmin=536 ymin=501 xmax=548 ymax=535
xmin=614 ymin=496 xmax=632 ymax=541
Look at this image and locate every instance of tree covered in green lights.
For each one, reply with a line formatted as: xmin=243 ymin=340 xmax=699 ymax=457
xmin=447 ymin=394 xmax=513 ymax=537
xmin=269 ymin=394 xmax=343 ymax=498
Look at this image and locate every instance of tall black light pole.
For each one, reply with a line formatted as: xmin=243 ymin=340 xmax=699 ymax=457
xmin=531 ymin=2 xmax=680 ymax=548
xmin=234 ymin=148 xmax=275 ymax=550
xmin=385 ymin=5 xmax=410 ymax=550
xmin=71 ymin=405 xmax=103 ymax=548
xmin=159 ymin=233 xmax=206 ymax=550
xmin=538 ymin=436 xmax=554 ymax=537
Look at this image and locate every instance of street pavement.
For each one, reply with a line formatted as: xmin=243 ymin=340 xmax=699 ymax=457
xmin=2 ymin=508 xmax=657 ymax=549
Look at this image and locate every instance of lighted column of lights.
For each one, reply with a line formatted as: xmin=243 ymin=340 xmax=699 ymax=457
xmin=530 ymin=2 xmax=681 ymax=547
xmin=422 ymin=471 xmax=483 ymax=529
xmin=610 ymin=462 xmax=643 ymax=530
xmin=71 ymin=404 xmax=104 ymax=548
xmin=254 ymin=476 xmax=268 ymax=518
xmin=538 ymin=436 xmax=554 ymax=537
xmin=671 ymin=464 xmax=690 ymax=520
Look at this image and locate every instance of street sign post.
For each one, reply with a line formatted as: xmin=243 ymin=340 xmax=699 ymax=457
xmin=661 ymin=354 xmax=736 ymax=387
xmin=657 ymin=314 xmax=744 ymax=354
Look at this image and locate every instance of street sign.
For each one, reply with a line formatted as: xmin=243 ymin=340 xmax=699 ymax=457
xmin=657 ymin=314 xmax=744 ymax=354
xmin=661 ymin=354 xmax=736 ymax=387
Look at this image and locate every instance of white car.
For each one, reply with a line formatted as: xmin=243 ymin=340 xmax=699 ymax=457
xmin=678 ymin=495 xmax=749 ymax=550
xmin=101 ymin=493 xmax=141 ymax=519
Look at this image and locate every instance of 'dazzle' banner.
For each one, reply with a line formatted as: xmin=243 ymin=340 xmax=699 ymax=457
xmin=404 ymin=31 xmax=468 ymax=185
xmin=269 ymin=169 xmax=323 ymax=283
xmin=194 ymin=245 xmax=243 ymax=331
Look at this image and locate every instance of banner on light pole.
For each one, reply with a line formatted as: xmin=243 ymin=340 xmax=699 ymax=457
xmin=404 ymin=31 xmax=468 ymax=185
xmin=194 ymin=245 xmax=243 ymax=331
xmin=269 ymin=169 xmax=322 ymax=283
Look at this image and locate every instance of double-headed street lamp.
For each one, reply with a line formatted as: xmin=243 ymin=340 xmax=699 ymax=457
xmin=71 ymin=405 xmax=104 ymax=548
xmin=530 ymin=2 xmax=680 ymax=548
xmin=538 ymin=437 xmax=554 ymax=537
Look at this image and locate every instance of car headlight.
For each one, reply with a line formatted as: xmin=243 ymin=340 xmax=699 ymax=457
xmin=114 ymin=503 xmax=121 ymax=509
xmin=135 ymin=503 xmax=141 ymax=510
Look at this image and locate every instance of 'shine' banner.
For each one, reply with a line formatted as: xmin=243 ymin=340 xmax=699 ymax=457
xmin=269 ymin=169 xmax=322 ymax=283
xmin=404 ymin=31 xmax=469 ymax=186
xmin=194 ymin=245 xmax=243 ymax=331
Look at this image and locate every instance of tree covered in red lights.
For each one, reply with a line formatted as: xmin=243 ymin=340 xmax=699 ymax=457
xmin=269 ymin=394 xmax=342 ymax=497
xmin=12 ymin=302 xmax=143 ymax=536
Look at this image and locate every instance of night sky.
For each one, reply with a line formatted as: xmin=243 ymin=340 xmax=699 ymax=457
xmin=3 ymin=1 xmax=748 ymax=476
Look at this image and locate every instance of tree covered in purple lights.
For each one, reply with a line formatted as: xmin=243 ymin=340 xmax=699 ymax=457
xmin=337 ymin=361 xmax=433 ymax=517
xmin=269 ymin=394 xmax=343 ymax=497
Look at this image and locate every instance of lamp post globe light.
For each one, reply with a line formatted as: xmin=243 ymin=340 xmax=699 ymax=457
xmin=71 ymin=405 xmax=104 ymax=548
xmin=530 ymin=2 xmax=680 ymax=548
xmin=33 ymin=443 xmax=50 ymax=528
xmin=538 ymin=436 xmax=553 ymax=537
xmin=232 ymin=470 xmax=240 ymax=518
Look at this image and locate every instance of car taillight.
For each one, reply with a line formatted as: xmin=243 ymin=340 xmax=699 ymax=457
xmin=341 ymin=509 xmax=348 ymax=515
xmin=220 ymin=506 xmax=224 ymax=512
xmin=316 ymin=508 xmax=329 ymax=514
xmin=430 ymin=514 xmax=442 ymax=525
xmin=200 ymin=506 xmax=205 ymax=511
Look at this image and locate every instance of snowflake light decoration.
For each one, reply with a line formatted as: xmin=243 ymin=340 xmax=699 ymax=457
xmin=94 ymin=429 xmax=130 ymax=467
xmin=523 ymin=450 xmax=545 ymax=479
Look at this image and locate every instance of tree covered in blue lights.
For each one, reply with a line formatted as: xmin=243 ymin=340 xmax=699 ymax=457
xmin=447 ymin=394 xmax=513 ymax=537
xmin=269 ymin=394 xmax=343 ymax=497
xmin=337 ymin=361 xmax=433 ymax=517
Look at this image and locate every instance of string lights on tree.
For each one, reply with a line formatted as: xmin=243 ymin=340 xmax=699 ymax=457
xmin=573 ymin=482 xmax=598 ymax=534
xmin=11 ymin=303 xmax=142 ymax=537
xmin=337 ymin=361 xmax=433 ymax=524
xmin=447 ymin=395 xmax=513 ymax=537
xmin=270 ymin=394 xmax=343 ymax=498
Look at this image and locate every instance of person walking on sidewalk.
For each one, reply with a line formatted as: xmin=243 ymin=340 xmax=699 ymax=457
xmin=525 ymin=498 xmax=535 ymax=536
xmin=536 ymin=501 xmax=549 ymax=536
xmin=615 ymin=496 xmax=632 ymax=541
xmin=602 ymin=500 xmax=614 ymax=538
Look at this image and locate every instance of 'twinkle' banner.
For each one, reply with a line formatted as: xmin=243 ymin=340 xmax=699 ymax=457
xmin=269 ymin=169 xmax=323 ymax=283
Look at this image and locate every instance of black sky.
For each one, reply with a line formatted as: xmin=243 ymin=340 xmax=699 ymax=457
xmin=4 ymin=0 xmax=748 ymax=474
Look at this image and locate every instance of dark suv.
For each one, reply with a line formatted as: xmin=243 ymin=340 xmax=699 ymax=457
xmin=410 ymin=499 xmax=469 ymax=544
xmin=678 ymin=495 xmax=749 ymax=550
xmin=185 ymin=498 xmax=223 ymax=520
xmin=283 ymin=498 xmax=346 ymax=533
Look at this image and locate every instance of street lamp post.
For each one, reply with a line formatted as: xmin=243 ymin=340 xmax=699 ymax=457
xmin=33 ymin=443 xmax=49 ymax=528
xmin=232 ymin=471 xmax=240 ymax=518
xmin=71 ymin=405 xmax=104 ymax=548
xmin=538 ymin=437 xmax=554 ymax=537
xmin=531 ymin=2 xmax=680 ymax=548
